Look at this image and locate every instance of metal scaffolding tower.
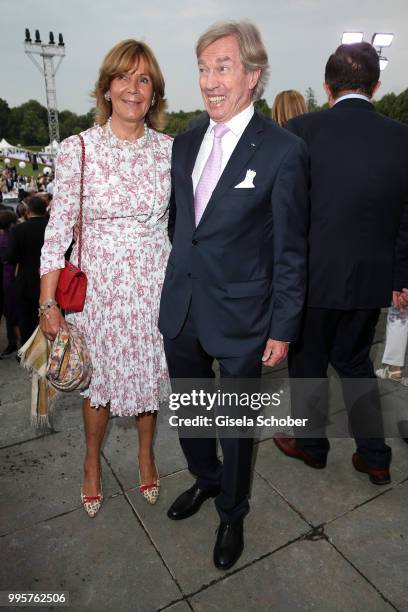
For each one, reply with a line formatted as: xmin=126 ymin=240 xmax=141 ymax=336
xmin=24 ymin=28 xmax=65 ymax=144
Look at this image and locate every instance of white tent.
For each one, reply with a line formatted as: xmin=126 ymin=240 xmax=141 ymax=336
xmin=0 ymin=138 xmax=18 ymax=153
xmin=44 ymin=140 xmax=59 ymax=153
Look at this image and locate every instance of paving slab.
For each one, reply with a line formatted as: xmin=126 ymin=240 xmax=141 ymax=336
xmin=163 ymin=601 xmax=193 ymax=612
xmin=0 ymin=495 xmax=181 ymax=612
xmin=126 ymin=469 xmax=309 ymax=594
xmin=0 ymin=430 xmax=120 ymax=536
xmin=0 ymin=392 xmax=86 ymax=448
xmin=0 ymin=399 xmax=50 ymax=448
xmin=103 ymin=412 xmax=187 ymax=490
xmin=0 ymin=368 xmax=31 ymax=404
xmin=189 ymin=538 xmax=394 ymax=612
xmin=49 ymin=391 xmax=85 ymax=431
xmin=0 ymin=356 xmax=30 ymax=382
xmin=326 ymin=481 xmax=408 ymax=611
xmin=254 ymin=437 xmax=408 ymax=526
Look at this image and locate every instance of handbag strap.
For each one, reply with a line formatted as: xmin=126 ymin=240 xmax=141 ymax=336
xmin=77 ymin=134 xmax=85 ymax=270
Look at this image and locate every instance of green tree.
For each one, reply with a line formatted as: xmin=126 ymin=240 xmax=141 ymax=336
xmin=0 ymin=98 xmax=11 ymax=139
xmin=391 ymin=89 xmax=408 ymax=124
xmin=8 ymin=100 xmax=48 ymax=145
xmin=305 ymin=87 xmax=318 ymax=112
xmin=165 ymin=109 xmax=204 ymax=135
xmin=78 ymin=109 xmax=95 ymax=130
xmin=20 ymin=109 xmax=48 ymax=144
xmin=254 ymin=98 xmax=271 ymax=117
xmin=374 ymin=92 xmax=397 ymax=118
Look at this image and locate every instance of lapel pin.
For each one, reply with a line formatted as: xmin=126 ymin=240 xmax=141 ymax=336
xmin=250 ymin=142 xmax=256 ymax=147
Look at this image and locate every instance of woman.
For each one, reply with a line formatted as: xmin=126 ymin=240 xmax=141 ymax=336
xmin=271 ymin=90 xmax=308 ymax=127
xmin=39 ymin=39 xmax=172 ymax=516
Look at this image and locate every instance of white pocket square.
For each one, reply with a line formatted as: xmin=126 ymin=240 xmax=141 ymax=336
xmin=234 ymin=169 xmax=256 ymax=189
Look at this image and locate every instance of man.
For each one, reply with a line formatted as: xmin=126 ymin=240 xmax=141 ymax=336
xmin=159 ymin=21 xmax=309 ymax=570
xmin=6 ymin=196 xmax=48 ymax=344
xmin=273 ymin=43 xmax=408 ymax=484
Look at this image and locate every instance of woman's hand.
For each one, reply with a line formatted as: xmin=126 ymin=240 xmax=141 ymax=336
xmin=39 ymin=305 xmax=68 ymax=341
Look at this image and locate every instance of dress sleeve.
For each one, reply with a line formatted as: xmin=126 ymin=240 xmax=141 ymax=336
xmin=40 ymin=135 xmax=82 ymax=276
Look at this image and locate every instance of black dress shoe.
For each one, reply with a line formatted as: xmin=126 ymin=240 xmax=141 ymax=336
xmin=213 ymin=518 xmax=244 ymax=570
xmin=167 ymin=483 xmax=220 ymax=520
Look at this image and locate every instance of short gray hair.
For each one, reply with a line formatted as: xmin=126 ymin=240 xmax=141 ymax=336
xmin=196 ymin=20 xmax=270 ymax=101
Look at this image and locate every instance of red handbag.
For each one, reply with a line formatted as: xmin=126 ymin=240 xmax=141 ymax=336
xmin=55 ymin=135 xmax=87 ymax=312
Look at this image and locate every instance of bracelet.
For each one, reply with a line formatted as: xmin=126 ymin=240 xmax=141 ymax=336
xmin=38 ymin=299 xmax=59 ymax=317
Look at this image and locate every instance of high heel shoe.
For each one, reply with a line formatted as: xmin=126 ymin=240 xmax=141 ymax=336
xmin=139 ymin=463 xmax=160 ymax=505
xmin=81 ymin=478 xmax=103 ymax=518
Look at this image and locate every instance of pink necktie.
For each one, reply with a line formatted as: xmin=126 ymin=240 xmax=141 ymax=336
xmin=194 ymin=123 xmax=229 ymax=226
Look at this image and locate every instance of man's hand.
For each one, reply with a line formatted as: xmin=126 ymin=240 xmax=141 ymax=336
xmin=392 ymin=289 xmax=408 ymax=311
xmin=262 ymin=338 xmax=289 ymax=368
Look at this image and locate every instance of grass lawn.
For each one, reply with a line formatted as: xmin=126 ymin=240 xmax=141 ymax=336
xmin=0 ymin=156 xmax=48 ymax=177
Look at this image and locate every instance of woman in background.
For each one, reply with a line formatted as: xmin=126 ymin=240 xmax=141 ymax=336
xmin=271 ymin=90 xmax=308 ymax=127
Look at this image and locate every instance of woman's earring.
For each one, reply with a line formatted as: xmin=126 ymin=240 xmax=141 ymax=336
xmin=104 ymin=92 xmax=111 ymax=102
xmin=151 ymin=94 xmax=156 ymax=107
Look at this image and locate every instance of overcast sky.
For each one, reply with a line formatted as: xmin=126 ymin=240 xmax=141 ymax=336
xmin=3 ymin=0 xmax=408 ymax=114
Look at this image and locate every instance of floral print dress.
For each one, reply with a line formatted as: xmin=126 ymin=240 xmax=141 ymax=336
xmin=40 ymin=124 xmax=173 ymax=415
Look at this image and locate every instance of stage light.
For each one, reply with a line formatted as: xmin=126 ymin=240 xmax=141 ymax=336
xmin=372 ymin=33 xmax=394 ymax=48
xmin=35 ymin=29 xmax=41 ymax=43
xmin=25 ymin=28 xmax=31 ymax=42
xmin=58 ymin=33 xmax=65 ymax=46
xmin=49 ymin=32 xmax=55 ymax=45
xmin=341 ymin=32 xmax=364 ymax=44
xmin=379 ymin=57 xmax=389 ymax=71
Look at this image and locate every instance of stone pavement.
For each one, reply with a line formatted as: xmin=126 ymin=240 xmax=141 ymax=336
xmin=0 ymin=314 xmax=408 ymax=612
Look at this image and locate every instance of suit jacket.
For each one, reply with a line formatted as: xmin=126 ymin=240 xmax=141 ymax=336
xmin=6 ymin=217 xmax=48 ymax=299
xmin=158 ymin=111 xmax=309 ymax=356
xmin=287 ymin=98 xmax=408 ymax=309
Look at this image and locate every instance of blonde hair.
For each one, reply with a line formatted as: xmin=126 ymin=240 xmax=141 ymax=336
xmin=196 ymin=21 xmax=269 ymax=100
xmin=92 ymin=39 xmax=167 ymax=130
xmin=271 ymin=90 xmax=308 ymax=127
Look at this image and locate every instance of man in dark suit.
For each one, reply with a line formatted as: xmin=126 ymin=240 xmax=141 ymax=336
xmin=159 ymin=21 xmax=309 ymax=570
xmin=273 ymin=42 xmax=408 ymax=485
xmin=6 ymin=196 xmax=48 ymax=344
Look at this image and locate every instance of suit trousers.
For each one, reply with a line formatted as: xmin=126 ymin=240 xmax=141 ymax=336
xmin=163 ymin=302 xmax=263 ymax=523
xmin=288 ymin=307 xmax=391 ymax=469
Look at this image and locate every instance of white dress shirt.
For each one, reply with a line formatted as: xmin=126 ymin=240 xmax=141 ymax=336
xmin=334 ymin=93 xmax=371 ymax=105
xmin=192 ymin=103 xmax=255 ymax=194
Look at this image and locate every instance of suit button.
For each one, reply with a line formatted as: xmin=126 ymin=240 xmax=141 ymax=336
xmin=192 ymin=239 xmax=198 ymax=245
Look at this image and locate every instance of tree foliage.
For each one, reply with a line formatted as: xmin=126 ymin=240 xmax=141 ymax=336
xmin=1 ymin=89 xmax=407 ymax=145
xmin=374 ymin=89 xmax=408 ymax=124
xmin=305 ymin=87 xmax=319 ymax=112
xmin=0 ymin=98 xmax=11 ymax=139
xmin=254 ymin=98 xmax=271 ymax=117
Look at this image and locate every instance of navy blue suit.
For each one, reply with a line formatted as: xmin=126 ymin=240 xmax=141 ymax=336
xmin=286 ymin=99 xmax=408 ymax=469
xmin=159 ymin=110 xmax=309 ymax=521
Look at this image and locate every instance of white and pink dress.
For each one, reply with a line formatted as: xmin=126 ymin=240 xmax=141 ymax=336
xmin=40 ymin=124 xmax=173 ymax=416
